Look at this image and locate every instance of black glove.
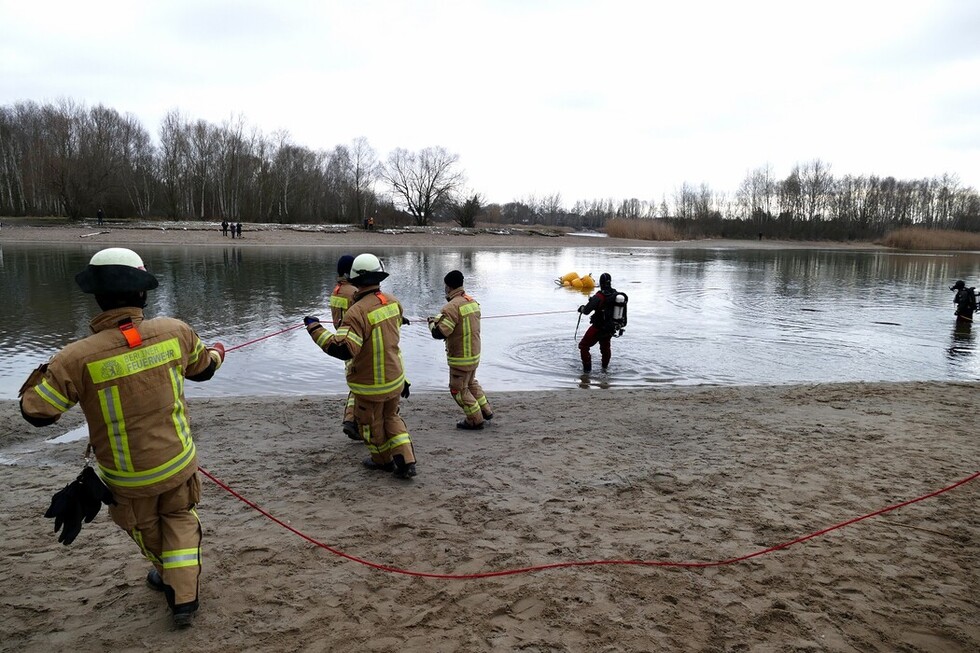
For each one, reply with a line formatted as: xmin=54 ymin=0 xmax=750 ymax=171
xmin=44 ymin=467 xmax=115 ymax=546
xmin=577 ymin=305 xmax=586 ymax=314
xmin=401 ymin=317 xmax=411 ymax=326
xmin=78 ymin=466 xmax=115 ymax=520
xmin=401 ymin=381 xmax=411 ymax=398
xmin=304 ymin=316 xmax=320 ymax=328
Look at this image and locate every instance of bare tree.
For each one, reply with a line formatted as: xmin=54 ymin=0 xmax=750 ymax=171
xmin=799 ymin=159 xmax=833 ymax=221
xmin=349 ymin=136 xmax=379 ymax=223
xmin=381 ymin=146 xmax=465 ymax=226
xmin=736 ymin=164 xmax=776 ymax=221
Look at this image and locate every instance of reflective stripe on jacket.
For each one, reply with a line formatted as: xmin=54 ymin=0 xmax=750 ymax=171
xmin=310 ymin=285 xmax=407 ymax=399
xmin=20 ymin=307 xmax=216 ymax=498
xmin=330 ymin=278 xmax=357 ymax=328
xmin=433 ymin=287 xmax=482 ymax=370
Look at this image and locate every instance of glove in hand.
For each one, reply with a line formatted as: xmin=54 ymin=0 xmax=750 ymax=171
xmin=208 ymin=342 xmax=225 ymax=363
xmin=44 ymin=467 xmax=116 ymax=546
xmin=578 ymin=305 xmax=586 ymax=314
xmin=45 ymin=483 xmax=85 ymax=545
xmin=401 ymin=317 xmax=411 ymax=326
xmin=401 ymin=381 xmax=411 ymax=398
xmin=304 ymin=316 xmax=320 ymax=328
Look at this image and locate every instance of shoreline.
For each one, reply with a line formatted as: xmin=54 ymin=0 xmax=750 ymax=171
xmin=1 ymin=381 xmax=977 ymax=651
xmin=0 ymin=219 xmax=890 ymax=251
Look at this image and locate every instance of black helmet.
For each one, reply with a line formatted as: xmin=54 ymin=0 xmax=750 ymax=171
xmin=337 ymin=254 xmax=355 ymax=277
xmin=75 ymin=248 xmax=159 ymax=294
xmin=951 ymin=280 xmax=966 ymax=291
xmin=599 ymin=273 xmax=612 ymax=290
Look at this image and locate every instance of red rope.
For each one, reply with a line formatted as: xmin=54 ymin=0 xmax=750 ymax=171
xmin=198 ymin=467 xmax=978 ymax=579
xmin=224 ymin=323 xmax=305 ymax=352
xmin=222 ymin=310 xmax=576 ymax=353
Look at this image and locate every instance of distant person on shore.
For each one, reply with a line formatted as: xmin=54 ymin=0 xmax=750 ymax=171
xmin=221 ymin=221 xmax=228 ymax=237
xmin=950 ymin=280 xmax=977 ymax=323
xmin=236 ymin=223 xmax=242 ymax=239
xmin=97 ymin=208 xmax=105 ymax=226
xmin=18 ymin=247 xmax=225 ymax=628
xmin=427 ymin=270 xmax=494 ymax=430
xmin=368 ymin=216 xmax=375 ymax=230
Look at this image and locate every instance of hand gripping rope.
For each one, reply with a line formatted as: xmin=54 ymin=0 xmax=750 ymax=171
xmin=211 ymin=316 xmax=977 ymax=578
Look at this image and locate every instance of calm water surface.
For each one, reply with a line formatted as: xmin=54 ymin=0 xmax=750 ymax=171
xmin=2 ymin=242 xmax=979 ymax=401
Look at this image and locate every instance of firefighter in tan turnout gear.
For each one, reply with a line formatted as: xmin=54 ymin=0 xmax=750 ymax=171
xmin=304 ymin=253 xmax=417 ymax=478
xmin=18 ymin=247 xmax=225 ymax=628
xmin=428 ymin=270 xmax=494 ymax=429
xmin=330 ymin=254 xmax=359 ymax=439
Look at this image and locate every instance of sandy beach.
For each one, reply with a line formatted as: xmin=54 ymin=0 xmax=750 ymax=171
xmin=1 ymin=223 xmax=976 ymax=652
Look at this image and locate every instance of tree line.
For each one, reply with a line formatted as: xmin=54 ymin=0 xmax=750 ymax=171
xmin=1 ymin=99 xmax=977 ymax=239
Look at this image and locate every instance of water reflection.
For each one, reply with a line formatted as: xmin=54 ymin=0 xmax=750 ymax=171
xmin=947 ymin=322 xmax=975 ymax=362
xmin=2 ymin=242 xmax=980 ymax=400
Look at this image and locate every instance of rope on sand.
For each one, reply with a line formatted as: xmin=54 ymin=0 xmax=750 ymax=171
xmin=198 ymin=467 xmax=978 ymax=579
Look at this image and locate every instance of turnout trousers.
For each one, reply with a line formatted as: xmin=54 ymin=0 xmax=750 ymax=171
xmin=449 ymin=366 xmax=492 ymax=426
xmin=354 ymin=395 xmax=416 ymax=466
xmin=578 ymin=325 xmax=611 ymax=371
xmin=108 ymin=474 xmax=203 ymax=607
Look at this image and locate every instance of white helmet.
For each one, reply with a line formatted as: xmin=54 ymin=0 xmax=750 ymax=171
xmin=75 ymin=247 xmax=159 ymax=294
xmin=349 ymin=253 xmax=389 ymax=286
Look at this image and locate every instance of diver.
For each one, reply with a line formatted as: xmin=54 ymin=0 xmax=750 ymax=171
xmin=577 ymin=273 xmax=628 ymax=373
xmin=950 ymin=280 xmax=977 ymax=324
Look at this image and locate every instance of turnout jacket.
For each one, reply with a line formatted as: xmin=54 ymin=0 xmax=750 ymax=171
xmin=20 ymin=308 xmax=221 ymax=499
xmin=309 ymin=284 xmax=407 ymax=400
xmin=329 ymin=277 xmax=357 ymax=328
xmin=429 ymin=287 xmax=482 ymax=370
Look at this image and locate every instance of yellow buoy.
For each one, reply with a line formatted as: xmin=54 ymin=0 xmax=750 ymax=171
xmin=571 ymin=277 xmax=584 ymax=288
xmin=580 ymin=274 xmax=595 ymax=289
xmin=559 ymin=271 xmax=580 ymax=283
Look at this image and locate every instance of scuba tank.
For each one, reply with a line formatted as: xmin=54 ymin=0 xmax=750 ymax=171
xmin=611 ymin=292 xmax=628 ymax=337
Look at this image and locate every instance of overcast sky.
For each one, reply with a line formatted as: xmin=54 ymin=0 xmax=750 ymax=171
xmin=2 ymin=0 xmax=978 ymax=206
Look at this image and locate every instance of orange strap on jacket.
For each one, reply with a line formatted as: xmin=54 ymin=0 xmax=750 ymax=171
xmin=119 ymin=321 xmax=142 ymax=348
xmin=375 ymin=291 xmax=388 ymax=305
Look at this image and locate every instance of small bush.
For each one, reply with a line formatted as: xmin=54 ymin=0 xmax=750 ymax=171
xmin=881 ymin=227 xmax=980 ymax=250
xmin=604 ymin=217 xmax=680 ymax=241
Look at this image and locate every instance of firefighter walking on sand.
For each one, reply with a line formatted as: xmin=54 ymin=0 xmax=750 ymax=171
xmin=304 ymin=253 xmax=417 ymax=478
xmin=18 ymin=247 xmax=225 ymax=628
xmin=330 ymin=254 xmax=359 ymax=439
xmin=577 ymin=272 xmax=628 ymax=373
xmin=428 ymin=270 xmax=494 ymax=430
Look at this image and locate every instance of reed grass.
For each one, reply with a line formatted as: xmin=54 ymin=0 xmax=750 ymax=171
xmin=881 ymin=227 xmax=980 ymax=250
xmin=604 ymin=217 xmax=680 ymax=241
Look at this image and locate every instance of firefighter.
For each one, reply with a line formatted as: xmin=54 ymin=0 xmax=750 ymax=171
xmin=18 ymin=247 xmax=225 ymax=628
xmin=578 ymin=272 xmax=617 ymax=373
xmin=428 ymin=270 xmax=494 ymax=429
xmin=330 ymin=254 xmax=359 ymax=439
xmin=304 ymin=253 xmax=417 ymax=479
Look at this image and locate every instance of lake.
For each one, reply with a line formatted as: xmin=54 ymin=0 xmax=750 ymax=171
xmin=2 ymin=242 xmax=979 ymax=401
